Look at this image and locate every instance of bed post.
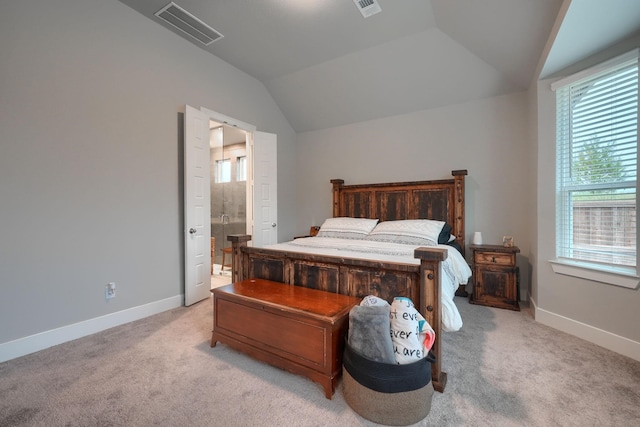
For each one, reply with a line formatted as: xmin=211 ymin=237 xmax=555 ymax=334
xmin=414 ymin=247 xmax=448 ymax=393
xmin=227 ymin=234 xmax=252 ymax=283
xmin=330 ymin=179 xmax=344 ymax=217
xmin=451 ymin=170 xmax=467 ymax=256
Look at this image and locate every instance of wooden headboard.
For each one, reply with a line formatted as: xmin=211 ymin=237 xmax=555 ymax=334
xmin=330 ymin=170 xmax=468 ymax=255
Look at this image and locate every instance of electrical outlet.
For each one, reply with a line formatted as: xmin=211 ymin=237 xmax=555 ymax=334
xmin=106 ymin=282 xmax=116 ymax=299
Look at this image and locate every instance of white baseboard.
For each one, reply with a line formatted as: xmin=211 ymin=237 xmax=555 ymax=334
xmin=0 ymin=295 xmax=183 ymax=363
xmin=531 ymin=298 xmax=640 ymax=362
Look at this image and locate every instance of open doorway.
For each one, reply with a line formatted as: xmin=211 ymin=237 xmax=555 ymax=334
xmin=209 ymin=121 xmax=247 ymax=288
xmin=184 ymin=105 xmax=278 ymax=304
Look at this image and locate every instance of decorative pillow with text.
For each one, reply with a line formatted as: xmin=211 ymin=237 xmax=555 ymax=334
xmin=389 ymin=297 xmax=435 ymax=365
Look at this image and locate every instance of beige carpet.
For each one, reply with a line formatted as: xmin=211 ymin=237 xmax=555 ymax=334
xmin=1 ymin=296 xmax=639 ymax=426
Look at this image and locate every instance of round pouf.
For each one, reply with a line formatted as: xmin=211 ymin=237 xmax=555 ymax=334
xmin=342 ymin=343 xmax=434 ymax=426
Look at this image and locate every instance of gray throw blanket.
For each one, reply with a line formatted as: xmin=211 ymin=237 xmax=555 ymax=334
xmin=347 ymin=305 xmax=396 ymax=364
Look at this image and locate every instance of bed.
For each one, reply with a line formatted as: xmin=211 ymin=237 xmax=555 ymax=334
xmin=227 ymin=170 xmax=470 ymax=392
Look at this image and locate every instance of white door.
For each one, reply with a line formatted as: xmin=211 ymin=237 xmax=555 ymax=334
xmin=252 ymin=131 xmax=278 ymax=246
xmin=184 ymin=105 xmax=211 ymax=306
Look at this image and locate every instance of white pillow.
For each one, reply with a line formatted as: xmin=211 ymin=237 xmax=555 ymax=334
xmin=367 ymin=219 xmax=445 ymax=245
xmin=316 ymin=217 xmax=379 ymax=238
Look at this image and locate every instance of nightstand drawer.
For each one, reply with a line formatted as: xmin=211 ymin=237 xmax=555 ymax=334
xmin=474 ymin=251 xmax=515 ymax=266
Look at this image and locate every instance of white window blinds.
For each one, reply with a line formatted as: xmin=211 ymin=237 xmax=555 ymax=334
xmin=555 ymin=51 xmax=638 ymax=271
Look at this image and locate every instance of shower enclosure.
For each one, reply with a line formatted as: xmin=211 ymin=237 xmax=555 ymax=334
xmin=209 ymin=123 xmax=247 ymax=272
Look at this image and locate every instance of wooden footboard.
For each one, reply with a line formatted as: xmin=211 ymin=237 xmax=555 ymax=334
xmin=228 ymin=234 xmax=449 ymax=392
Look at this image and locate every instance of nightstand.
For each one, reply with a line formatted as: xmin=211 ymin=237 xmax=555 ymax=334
xmin=469 ymin=244 xmax=520 ymax=311
xmin=294 ymin=226 xmax=320 ymax=239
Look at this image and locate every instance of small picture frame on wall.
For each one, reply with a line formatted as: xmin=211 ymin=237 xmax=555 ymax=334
xmin=502 ymin=236 xmax=514 ymax=247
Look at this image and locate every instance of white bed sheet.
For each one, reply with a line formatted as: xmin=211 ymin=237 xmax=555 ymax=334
xmin=264 ymin=237 xmax=471 ymax=332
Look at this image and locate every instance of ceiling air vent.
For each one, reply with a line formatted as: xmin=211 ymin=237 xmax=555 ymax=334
xmin=353 ymin=0 xmax=382 ymax=18
xmin=154 ymin=2 xmax=223 ymax=46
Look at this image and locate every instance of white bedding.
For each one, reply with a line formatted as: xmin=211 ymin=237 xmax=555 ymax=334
xmin=264 ymin=237 xmax=471 ymax=332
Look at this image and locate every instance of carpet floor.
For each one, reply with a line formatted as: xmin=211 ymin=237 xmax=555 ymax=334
xmin=1 ymin=296 xmax=639 ymax=426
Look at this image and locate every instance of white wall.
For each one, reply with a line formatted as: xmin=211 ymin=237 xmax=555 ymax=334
xmin=533 ymin=36 xmax=640 ymax=356
xmin=0 ymin=0 xmax=296 ymax=358
xmin=295 ymin=92 xmax=533 ymax=298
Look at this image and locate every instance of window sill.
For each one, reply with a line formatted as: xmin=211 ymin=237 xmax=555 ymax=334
xmin=549 ymin=260 xmax=639 ymax=289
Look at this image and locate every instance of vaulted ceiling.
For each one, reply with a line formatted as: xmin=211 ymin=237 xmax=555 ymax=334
xmin=119 ymin=0 xmax=640 ymax=133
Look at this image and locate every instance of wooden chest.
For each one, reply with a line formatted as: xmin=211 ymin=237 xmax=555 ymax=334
xmin=210 ymin=278 xmax=361 ymax=398
xmin=469 ymin=244 xmax=520 ymax=311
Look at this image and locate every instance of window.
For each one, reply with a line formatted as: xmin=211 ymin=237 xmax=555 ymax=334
xmin=215 ymin=159 xmax=231 ymax=183
xmin=553 ymin=50 xmax=638 ymax=284
xmin=236 ymin=156 xmax=247 ymax=181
